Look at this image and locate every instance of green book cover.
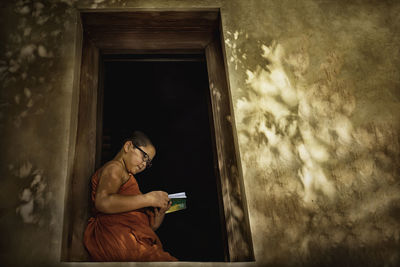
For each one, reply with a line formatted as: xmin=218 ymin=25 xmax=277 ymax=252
xmin=166 ymin=192 xmax=187 ymax=214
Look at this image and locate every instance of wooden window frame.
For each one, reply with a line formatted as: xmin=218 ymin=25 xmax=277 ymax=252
xmin=62 ymin=9 xmax=254 ymax=262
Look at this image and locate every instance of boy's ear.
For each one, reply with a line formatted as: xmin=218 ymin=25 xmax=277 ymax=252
xmin=123 ymin=141 xmax=131 ymax=152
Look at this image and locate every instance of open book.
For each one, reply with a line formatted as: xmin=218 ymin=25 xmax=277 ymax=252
xmin=166 ymin=192 xmax=187 ymax=214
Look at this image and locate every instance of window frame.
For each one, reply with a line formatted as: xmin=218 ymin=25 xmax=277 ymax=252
xmin=61 ymin=9 xmax=254 ymax=262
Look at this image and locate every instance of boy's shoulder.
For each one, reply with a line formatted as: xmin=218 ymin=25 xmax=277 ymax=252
xmin=104 ymin=160 xmax=123 ymax=169
xmin=100 ymin=160 xmax=126 ymax=179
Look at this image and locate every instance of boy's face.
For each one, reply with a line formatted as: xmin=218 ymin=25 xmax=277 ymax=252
xmin=125 ymin=141 xmax=156 ymax=174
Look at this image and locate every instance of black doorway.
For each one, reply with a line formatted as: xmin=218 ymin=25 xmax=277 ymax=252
xmin=100 ymin=54 xmax=226 ymax=261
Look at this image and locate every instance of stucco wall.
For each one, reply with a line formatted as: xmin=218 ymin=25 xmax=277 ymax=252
xmin=0 ymin=0 xmax=399 ymax=266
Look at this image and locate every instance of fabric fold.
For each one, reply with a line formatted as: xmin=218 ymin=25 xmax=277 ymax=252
xmin=83 ymin=170 xmax=177 ymax=262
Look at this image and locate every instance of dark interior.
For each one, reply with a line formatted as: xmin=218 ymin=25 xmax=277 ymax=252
xmin=99 ymin=54 xmax=226 ymax=261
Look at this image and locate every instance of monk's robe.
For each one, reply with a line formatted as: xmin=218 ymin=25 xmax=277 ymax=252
xmin=83 ymin=170 xmax=177 ymax=262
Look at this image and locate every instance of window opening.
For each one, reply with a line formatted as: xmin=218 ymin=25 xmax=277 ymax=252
xmin=100 ymin=55 xmax=226 ymax=261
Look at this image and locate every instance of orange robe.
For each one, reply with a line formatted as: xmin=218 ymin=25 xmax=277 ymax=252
xmin=83 ymin=170 xmax=177 ymax=262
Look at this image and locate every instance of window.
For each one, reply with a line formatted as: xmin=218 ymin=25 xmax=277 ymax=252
xmin=62 ymin=10 xmax=254 ymax=262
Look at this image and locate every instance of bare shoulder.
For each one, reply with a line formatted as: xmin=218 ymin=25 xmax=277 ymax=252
xmin=99 ymin=160 xmax=128 ymax=185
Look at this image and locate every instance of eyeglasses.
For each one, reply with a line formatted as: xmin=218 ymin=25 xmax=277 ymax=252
xmin=132 ymin=142 xmax=152 ymax=169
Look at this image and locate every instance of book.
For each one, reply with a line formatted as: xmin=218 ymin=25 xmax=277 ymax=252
xmin=166 ymin=192 xmax=187 ymax=214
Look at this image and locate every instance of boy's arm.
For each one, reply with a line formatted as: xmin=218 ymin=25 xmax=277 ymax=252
xmin=95 ymin=163 xmax=169 ymax=214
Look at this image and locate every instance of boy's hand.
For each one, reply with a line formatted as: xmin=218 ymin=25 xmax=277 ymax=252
xmin=151 ymin=201 xmax=172 ymax=231
xmin=145 ymin=191 xmax=170 ymax=209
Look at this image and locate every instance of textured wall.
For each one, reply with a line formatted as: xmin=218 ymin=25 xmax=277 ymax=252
xmin=0 ymin=1 xmax=80 ymax=266
xmin=223 ymin=1 xmax=400 ymax=266
xmin=0 ymin=0 xmax=399 ymax=266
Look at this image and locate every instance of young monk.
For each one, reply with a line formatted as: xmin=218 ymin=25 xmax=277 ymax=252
xmin=83 ymin=131 xmax=178 ymax=261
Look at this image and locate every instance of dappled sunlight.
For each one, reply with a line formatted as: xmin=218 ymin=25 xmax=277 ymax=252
xmin=0 ymin=0 xmax=79 ymax=129
xmin=10 ymin=162 xmax=51 ymax=225
xmin=227 ymin=31 xmax=400 ymax=264
xmin=239 ymin=41 xmax=337 ymax=204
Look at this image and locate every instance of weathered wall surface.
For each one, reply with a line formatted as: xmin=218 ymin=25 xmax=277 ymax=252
xmin=0 ymin=0 xmax=399 ymax=267
xmin=223 ymin=1 xmax=400 ymax=266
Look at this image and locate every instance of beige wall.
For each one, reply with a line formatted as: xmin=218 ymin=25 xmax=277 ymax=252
xmin=0 ymin=0 xmax=399 ymax=266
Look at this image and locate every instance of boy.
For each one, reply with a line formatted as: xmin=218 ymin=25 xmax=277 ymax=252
xmin=84 ymin=131 xmax=177 ymax=261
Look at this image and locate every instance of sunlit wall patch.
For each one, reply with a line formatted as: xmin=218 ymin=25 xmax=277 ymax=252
xmin=228 ymin=29 xmax=400 ymax=261
xmin=12 ymin=162 xmax=52 ymax=226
